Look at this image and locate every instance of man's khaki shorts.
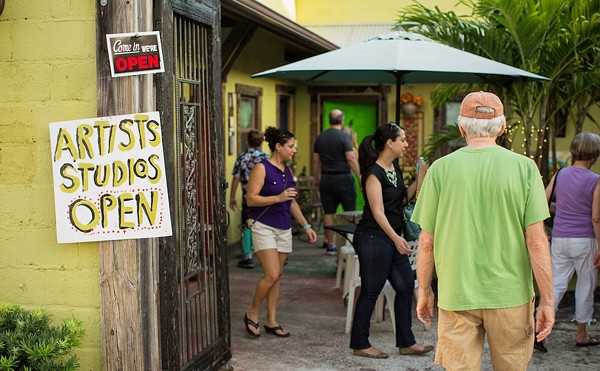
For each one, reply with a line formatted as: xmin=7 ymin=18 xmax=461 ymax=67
xmin=436 ymin=298 xmax=535 ymax=371
xmin=248 ymin=219 xmax=293 ymax=254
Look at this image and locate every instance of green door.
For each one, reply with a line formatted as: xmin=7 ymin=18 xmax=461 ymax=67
xmin=322 ymin=101 xmax=378 ymax=211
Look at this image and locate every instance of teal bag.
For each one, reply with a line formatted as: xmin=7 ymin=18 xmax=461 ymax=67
xmin=242 ymin=226 xmax=253 ymax=254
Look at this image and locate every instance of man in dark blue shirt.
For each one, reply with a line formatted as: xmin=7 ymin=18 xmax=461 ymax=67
xmin=313 ymin=109 xmax=361 ymax=255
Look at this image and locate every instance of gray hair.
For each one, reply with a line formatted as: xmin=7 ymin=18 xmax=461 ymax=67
xmin=458 ymin=107 xmax=505 ymax=137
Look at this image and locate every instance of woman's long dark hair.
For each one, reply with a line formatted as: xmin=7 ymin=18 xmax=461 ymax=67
xmin=358 ymin=122 xmax=402 ymax=174
xmin=264 ymin=126 xmax=294 ymax=151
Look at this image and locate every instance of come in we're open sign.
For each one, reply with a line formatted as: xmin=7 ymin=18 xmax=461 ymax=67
xmin=106 ymin=31 xmax=165 ymax=78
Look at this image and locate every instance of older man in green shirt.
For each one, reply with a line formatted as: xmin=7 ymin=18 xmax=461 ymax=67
xmin=411 ymin=91 xmax=554 ymax=371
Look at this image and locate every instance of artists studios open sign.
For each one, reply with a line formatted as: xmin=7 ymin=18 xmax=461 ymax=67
xmin=49 ymin=112 xmax=172 ymax=243
xmin=106 ymin=31 xmax=165 ymax=78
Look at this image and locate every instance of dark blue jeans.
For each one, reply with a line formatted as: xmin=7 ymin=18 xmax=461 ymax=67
xmin=349 ymin=230 xmax=416 ymax=350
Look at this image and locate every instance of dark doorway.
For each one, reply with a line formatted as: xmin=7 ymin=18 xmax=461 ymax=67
xmin=279 ymin=94 xmax=290 ymax=131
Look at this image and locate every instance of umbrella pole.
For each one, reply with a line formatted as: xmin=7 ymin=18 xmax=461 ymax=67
xmin=395 ymin=75 xmax=402 ymax=124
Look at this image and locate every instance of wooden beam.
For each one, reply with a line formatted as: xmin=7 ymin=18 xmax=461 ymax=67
xmin=221 ymin=22 xmax=257 ymax=80
xmin=96 ymin=1 xmax=159 ymax=369
xmin=284 ymin=50 xmax=316 ymax=63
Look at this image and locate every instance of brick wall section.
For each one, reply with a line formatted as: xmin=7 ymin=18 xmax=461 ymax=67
xmin=0 ymin=1 xmax=101 ymax=368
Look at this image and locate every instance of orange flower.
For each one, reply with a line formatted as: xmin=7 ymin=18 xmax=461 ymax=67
xmin=413 ymin=95 xmax=424 ymax=106
xmin=400 ymin=92 xmax=424 ymax=106
xmin=400 ymin=92 xmax=414 ymax=104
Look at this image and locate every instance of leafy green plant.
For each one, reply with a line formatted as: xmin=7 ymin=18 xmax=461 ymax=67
xmin=421 ymin=124 xmax=465 ymax=164
xmin=0 ymin=303 xmax=85 ymax=371
xmin=398 ymin=0 xmax=600 ymax=180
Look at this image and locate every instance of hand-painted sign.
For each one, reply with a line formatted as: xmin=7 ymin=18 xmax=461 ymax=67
xmin=49 ymin=112 xmax=172 ymax=243
xmin=106 ymin=31 xmax=165 ymax=78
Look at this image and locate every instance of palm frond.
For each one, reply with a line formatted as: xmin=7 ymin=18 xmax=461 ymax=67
xmin=421 ymin=125 xmax=465 ymax=164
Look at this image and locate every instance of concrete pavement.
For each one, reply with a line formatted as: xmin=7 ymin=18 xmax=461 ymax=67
xmin=225 ymin=235 xmax=600 ymax=370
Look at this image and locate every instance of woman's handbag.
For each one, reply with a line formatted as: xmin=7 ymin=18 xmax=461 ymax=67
xmin=403 ymin=201 xmax=421 ymax=242
xmin=402 ymin=163 xmax=426 ymax=242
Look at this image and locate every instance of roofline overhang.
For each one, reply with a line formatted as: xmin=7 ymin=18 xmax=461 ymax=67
xmin=221 ymin=0 xmax=338 ymax=53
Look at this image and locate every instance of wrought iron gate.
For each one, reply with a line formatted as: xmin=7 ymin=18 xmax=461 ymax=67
xmin=157 ymin=1 xmax=230 ymax=369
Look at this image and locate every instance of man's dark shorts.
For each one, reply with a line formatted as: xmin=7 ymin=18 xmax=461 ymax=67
xmin=319 ymin=173 xmax=356 ymax=214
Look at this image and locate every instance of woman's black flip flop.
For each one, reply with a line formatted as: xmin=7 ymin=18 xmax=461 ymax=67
xmin=244 ymin=313 xmax=260 ymax=337
xmin=264 ymin=324 xmax=290 ymax=337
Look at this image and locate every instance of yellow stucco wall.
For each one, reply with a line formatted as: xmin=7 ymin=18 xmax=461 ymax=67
xmin=257 ymin=0 xmax=297 ymax=20
xmin=0 ymin=1 xmax=102 ymax=369
xmin=224 ymin=29 xmax=313 ymax=242
xmin=295 ymin=0 xmax=468 ymax=24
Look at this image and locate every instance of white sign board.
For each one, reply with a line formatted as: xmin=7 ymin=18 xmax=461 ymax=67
xmin=49 ymin=112 xmax=172 ymax=243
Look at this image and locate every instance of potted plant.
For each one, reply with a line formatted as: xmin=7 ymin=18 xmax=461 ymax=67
xmin=400 ymin=92 xmax=424 ymax=115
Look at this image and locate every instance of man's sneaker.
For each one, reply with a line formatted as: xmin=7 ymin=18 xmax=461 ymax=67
xmin=322 ymin=242 xmax=329 ymax=249
xmin=238 ymin=258 xmax=254 ymax=269
xmin=325 ymin=244 xmax=337 ymax=256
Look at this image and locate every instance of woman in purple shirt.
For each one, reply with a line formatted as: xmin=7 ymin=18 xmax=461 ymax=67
xmin=546 ymin=132 xmax=600 ymax=347
xmin=243 ymin=127 xmax=317 ymax=338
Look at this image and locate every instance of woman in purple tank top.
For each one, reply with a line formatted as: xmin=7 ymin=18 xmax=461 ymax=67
xmin=545 ymin=132 xmax=600 ymax=348
xmin=242 ymin=127 xmax=317 ymax=338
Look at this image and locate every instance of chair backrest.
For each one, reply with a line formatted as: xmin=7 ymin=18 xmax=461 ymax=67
xmin=297 ymin=176 xmax=321 ymax=205
xmin=407 ymin=240 xmax=419 ymax=271
xmin=351 ymin=255 xmax=360 ymax=282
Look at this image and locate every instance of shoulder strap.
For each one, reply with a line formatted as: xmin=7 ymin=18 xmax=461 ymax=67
xmin=548 ymin=168 xmax=561 ymax=207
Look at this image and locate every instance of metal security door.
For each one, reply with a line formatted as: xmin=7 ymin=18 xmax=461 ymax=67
xmin=157 ymin=1 xmax=230 ymax=370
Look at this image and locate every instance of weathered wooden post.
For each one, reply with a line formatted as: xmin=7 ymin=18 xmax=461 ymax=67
xmin=96 ymin=1 xmax=160 ymax=369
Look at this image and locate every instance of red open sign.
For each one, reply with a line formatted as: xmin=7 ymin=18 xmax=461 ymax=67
xmin=114 ymin=55 xmax=160 ymax=72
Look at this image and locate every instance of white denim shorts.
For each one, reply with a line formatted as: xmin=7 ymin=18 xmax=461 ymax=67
xmin=247 ymin=219 xmax=293 ymax=253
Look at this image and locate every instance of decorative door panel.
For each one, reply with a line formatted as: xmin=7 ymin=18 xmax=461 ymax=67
xmin=157 ymin=1 xmax=230 ymax=369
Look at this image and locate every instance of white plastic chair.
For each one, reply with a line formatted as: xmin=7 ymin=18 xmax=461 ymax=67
xmin=335 ymin=240 xmax=355 ymax=293
xmin=333 ymin=211 xmax=362 ymax=292
xmin=345 ymin=241 xmax=421 ymax=335
xmin=381 ymin=241 xmax=424 ymax=332
xmin=344 ymin=255 xmax=390 ymax=334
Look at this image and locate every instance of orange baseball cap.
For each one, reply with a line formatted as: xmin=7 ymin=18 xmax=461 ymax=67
xmin=459 ymin=91 xmax=504 ymax=119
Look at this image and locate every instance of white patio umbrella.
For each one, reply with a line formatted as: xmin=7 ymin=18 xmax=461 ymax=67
xmin=253 ymin=31 xmax=549 ymax=123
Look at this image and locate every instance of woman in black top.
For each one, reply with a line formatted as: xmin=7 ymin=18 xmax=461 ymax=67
xmin=350 ymin=123 xmax=433 ymax=358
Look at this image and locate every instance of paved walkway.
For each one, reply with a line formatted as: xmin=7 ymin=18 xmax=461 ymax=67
xmin=225 ymin=235 xmax=600 ymax=370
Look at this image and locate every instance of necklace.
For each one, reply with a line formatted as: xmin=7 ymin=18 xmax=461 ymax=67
xmin=385 ymin=168 xmax=397 ymax=187
xmin=268 ymin=158 xmax=285 ymax=171
xmin=377 ymin=162 xmax=397 ymax=187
